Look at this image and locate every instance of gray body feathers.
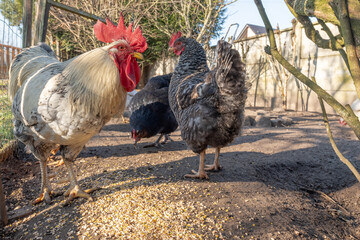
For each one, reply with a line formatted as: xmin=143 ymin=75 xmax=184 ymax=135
xmin=169 ymin=39 xmax=248 ymax=154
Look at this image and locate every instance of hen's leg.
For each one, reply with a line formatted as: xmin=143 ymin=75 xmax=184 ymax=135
xmin=205 ymin=147 xmax=222 ymax=171
xmin=185 ymin=150 xmax=209 ymax=179
xmin=33 ymin=160 xmax=61 ymax=204
xmin=32 ymin=145 xmax=61 ymax=204
xmin=144 ymin=134 xmax=164 ymax=148
xmin=33 ymin=159 xmax=53 ymax=204
xmin=161 ymin=134 xmax=174 ymax=144
xmin=62 ymin=158 xmax=93 ymax=205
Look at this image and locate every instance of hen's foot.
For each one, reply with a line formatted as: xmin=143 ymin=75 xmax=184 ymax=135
xmin=48 ymin=159 xmax=64 ymax=167
xmin=185 ymin=170 xmax=209 ymax=179
xmin=121 ymin=116 xmax=129 ymax=123
xmin=143 ymin=143 xmax=163 ymax=148
xmin=46 ymin=146 xmax=60 ymax=162
xmin=32 ymin=189 xmax=61 ymax=205
xmin=205 ymin=164 xmax=222 ymax=171
xmin=63 ymin=185 xmax=99 ymax=206
xmin=55 ymin=159 xmax=64 ymax=166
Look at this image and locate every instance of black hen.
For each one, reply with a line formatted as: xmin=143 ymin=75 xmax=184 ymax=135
xmin=128 ymin=73 xmax=178 ymax=147
xmin=168 ymin=33 xmax=248 ymax=179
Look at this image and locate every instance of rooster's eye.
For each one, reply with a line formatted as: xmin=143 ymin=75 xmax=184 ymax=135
xmin=118 ymin=46 xmax=125 ymax=50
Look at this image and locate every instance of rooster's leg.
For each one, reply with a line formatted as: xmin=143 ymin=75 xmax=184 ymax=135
xmin=185 ymin=150 xmax=209 ymax=179
xmin=205 ymin=147 xmax=222 ymax=171
xmin=33 ymin=159 xmax=60 ymax=204
xmin=63 ymin=159 xmax=93 ymax=205
xmin=144 ymin=134 xmax=164 ymax=148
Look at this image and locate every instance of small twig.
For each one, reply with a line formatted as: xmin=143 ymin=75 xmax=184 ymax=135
xmin=300 ymin=187 xmax=349 ymax=215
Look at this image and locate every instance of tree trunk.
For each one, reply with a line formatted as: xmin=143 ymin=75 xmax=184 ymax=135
xmin=22 ymin=0 xmax=33 ymax=48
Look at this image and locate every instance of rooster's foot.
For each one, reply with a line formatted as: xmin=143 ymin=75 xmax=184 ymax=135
xmin=63 ymin=185 xmax=99 ymax=206
xmin=185 ymin=170 xmax=209 ymax=179
xmin=33 ymin=189 xmax=61 ymax=205
xmin=205 ymin=164 xmax=222 ymax=171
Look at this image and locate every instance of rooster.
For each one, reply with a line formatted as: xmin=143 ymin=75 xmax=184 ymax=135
xmin=128 ymin=73 xmax=178 ymax=147
xmin=8 ymin=15 xmax=147 ymax=204
xmin=168 ymin=32 xmax=248 ymax=179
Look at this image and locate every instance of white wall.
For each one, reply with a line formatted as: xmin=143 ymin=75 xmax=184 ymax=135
xmin=232 ymin=23 xmax=355 ymax=113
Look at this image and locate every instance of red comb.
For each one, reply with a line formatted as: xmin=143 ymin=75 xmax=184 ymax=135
xmin=169 ymin=31 xmax=182 ymax=47
xmin=93 ymin=14 xmax=147 ymax=53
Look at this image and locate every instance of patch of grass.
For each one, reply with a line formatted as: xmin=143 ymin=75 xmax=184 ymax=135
xmin=0 ymin=94 xmax=14 ymax=148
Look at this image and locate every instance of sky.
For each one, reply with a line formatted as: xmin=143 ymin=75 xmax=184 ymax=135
xmin=211 ymin=0 xmax=295 ymax=45
xmin=0 ymin=0 xmax=294 ymax=48
xmin=0 ymin=13 xmax=22 ymax=47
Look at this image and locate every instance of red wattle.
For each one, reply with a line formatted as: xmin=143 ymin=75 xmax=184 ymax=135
xmin=119 ymin=55 xmax=140 ymax=92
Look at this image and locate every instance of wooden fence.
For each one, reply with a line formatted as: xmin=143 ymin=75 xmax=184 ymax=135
xmin=0 ymin=44 xmax=22 ymax=79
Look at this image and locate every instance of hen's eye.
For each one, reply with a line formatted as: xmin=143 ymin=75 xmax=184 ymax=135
xmin=118 ymin=46 xmax=125 ymax=50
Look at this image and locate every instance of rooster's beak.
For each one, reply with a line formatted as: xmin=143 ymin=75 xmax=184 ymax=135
xmin=168 ymin=47 xmax=175 ymax=52
xmin=132 ymin=52 xmax=144 ymax=60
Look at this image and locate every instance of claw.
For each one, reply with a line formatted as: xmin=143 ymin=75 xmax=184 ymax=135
xmin=32 ymin=189 xmax=61 ymax=205
xmin=205 ymin=164 xmax=222 ymax=171
xmin=55 ymin=159 xmax=64 ymax=166
xmin=63 ymin=185 xmax=99 ymax=206
xmin=32 ymin=193 xmax=45 ymax=205
xmin=47 ymin=145 xmax=60 ymax=163
xmin=185 ymin=170 xmax=209 ymax=179
xmin=48 ymin=158 xmax=64 ymax=167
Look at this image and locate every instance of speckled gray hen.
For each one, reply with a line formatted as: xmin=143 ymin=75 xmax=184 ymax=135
xmin=168 ymin=35 xmax=248 ymax=179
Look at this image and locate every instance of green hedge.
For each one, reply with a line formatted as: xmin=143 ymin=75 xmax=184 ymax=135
xmin=0 ymin=92 xmax=14 ymax=148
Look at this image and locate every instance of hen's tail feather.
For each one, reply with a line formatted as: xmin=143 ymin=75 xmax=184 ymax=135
xmin=8 ymin=43 xmax=57 ymax=101
xmin=214 ymin=40 xmax=249 ymax=113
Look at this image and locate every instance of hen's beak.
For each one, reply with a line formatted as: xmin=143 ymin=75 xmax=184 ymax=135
xmin=132 ymin=52 xmax=144 ymax=60
xmin=168 ymin=47 xmax=175 ymax=52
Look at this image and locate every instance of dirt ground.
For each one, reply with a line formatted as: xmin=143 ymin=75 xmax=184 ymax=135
xmin=1 ymin=109 xmax=360 ymax=239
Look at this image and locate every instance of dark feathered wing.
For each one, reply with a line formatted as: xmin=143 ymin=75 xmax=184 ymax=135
xmin=129 ymin=73 xmax=178 ymax=140
xmin=128 ymin=73 xmax=173 ymax=113
xmin=213 ymin=40 xmax=248 ymax=113
xmin=128 ymin=88 xmax=168 ymax=113
xmin=144 ymin=73 xmax=173 ymax=91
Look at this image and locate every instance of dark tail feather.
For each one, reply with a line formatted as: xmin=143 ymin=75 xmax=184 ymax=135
xmin=214 ymin=40 xmax=249 ymax=113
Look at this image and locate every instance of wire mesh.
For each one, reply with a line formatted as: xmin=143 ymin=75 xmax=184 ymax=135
xmin=0 ymin=2 xmax=22 ymax=151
